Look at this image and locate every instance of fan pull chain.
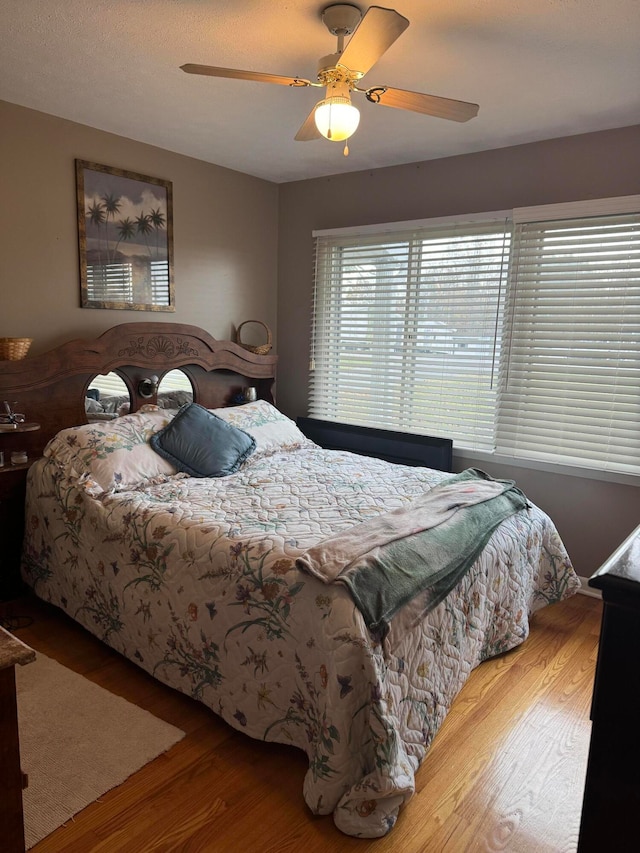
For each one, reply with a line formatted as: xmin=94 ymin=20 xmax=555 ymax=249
xmin=343 ymin=140 xmax=350 ymax=156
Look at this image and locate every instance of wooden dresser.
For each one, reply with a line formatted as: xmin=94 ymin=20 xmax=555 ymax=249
xmin=0 ymin=625 xmax=36 ymax=853
xmin=577 ymin=522 xmax=640 ymax=852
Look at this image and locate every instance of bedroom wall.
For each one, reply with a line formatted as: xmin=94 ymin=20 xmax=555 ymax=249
xmin=2 ymin=99 xmax=638 ymax=581
xmin=0 ymin=99 xmax=279 ymax=355
xmin=276 ymin=124 xmax=640 ymax=581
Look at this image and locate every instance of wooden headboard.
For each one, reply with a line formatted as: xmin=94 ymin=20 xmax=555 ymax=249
xmin=0 ymin=322 xmax=277 ymax=459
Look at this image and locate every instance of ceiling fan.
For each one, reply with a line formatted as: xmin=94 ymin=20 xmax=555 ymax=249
xmin=181 ymin=4 xmax=479 ymax=156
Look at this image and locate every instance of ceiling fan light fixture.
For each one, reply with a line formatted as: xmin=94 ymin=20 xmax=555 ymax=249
xmin=314 ymin=96 xmax=360 ymax=141
xmin=182 ymin=5 xmax=480 ymax=154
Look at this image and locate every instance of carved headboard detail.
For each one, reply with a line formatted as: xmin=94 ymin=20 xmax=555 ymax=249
xmin=0 ymin=322 xmax=278 ymax=459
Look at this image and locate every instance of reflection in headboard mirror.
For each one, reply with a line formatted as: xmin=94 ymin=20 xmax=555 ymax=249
xmin=157 ymin=369 xmax=194 ymax=410
xmin=86 ymin=371 xmax=131 ymax=421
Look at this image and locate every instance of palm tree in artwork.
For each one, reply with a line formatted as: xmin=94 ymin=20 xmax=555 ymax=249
xmin=113 ymin=217 xmax=136 ymax=257
xmin=135 ymin=213 xmax=154 ymax=258
xmin=87 ymin=199 xmax=105 ymax=225
xmin=148 ymin=207 xmax=166 ymax=259
xmin=101 ymin=193 xmax=122 ymax=262
xmin=86 ymin=199 xmax=106 ymax=265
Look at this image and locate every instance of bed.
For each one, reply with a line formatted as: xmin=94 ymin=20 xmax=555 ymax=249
xmin=2 ymin=322 xmax=580 ymax=838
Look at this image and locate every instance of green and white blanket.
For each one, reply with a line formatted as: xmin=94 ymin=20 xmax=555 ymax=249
xmin=297 ymin=469 xmax=530 ymax=636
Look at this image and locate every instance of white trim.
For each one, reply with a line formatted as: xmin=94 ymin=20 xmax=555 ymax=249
xmin=453 ymin=448 xmax=640 ymax=488
xmin=513 ymin=194 xmax=640 ymax=223
xmin=313 ymin=210 xmax=511 ymax=238
xmin=577 ymin=577 xmax=602 ymax=600
xmin=313 ymin=196 xmax=640 ymax=237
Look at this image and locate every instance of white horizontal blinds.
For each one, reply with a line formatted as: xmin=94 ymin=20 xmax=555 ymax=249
xmin=498 ymin=212 xmax=640 ymax=474
xmin=157 ymin=369 xmax=193 ymax=392
xmin=86 ymin=262 xmax=134 ymax=302
xmin=87 ymin=372 xmax=129 ymax=397
xmin=310 ymin=220 xmax=510 ymax=450
xmin=150 ymin=260 xmax=171 ymax=306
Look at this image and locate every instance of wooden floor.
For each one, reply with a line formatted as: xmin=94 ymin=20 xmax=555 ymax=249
xmin=5 ymin=592 xmax=601 ymax=853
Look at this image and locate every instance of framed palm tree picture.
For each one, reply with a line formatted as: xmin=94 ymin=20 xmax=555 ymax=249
xmin=76 ymin=160 xmax=174 ymax=311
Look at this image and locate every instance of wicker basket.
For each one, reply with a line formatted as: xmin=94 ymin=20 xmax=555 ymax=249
xmin=0 ymin=337 xmax=32 ymax=360
xmin=235 ymin=321 xmax=272 ymax=355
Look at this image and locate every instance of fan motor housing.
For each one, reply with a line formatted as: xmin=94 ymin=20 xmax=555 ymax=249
xmin=317 ymin=56 xmax=360 ymax=86
xmin=318 ymin=52 xmax=342 ymax=74
xmin=321 ymin=4 xmax=362 ymax=36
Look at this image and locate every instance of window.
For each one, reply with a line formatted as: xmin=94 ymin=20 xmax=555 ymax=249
xmin=498 ymin=209 xmax=640 ymax=474
xmin=311 ymin=218 xmax=510 ymax=452
xmin=310 ymin=197 xmax=640 ymax=476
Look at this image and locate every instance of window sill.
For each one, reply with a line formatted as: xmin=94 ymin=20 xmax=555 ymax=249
xmin=453 ymin=447 xmax=640 ymax=488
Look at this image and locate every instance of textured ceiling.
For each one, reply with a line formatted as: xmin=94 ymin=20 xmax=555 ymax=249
xmin=1 ymin=0 xmax=639 ymax=183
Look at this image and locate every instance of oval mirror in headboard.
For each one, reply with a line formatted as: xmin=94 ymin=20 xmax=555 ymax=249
xmin=156 ymin=369 xmax=194 ymax=410
xmin=85 ymin=371 xmax=132 ymax=421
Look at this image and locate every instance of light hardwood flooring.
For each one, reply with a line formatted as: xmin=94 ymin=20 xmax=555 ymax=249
xmin=5 ymin=592 xmax=601 ymax=853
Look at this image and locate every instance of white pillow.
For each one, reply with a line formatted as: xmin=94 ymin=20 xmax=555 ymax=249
xmin=44 ymin=406 xmax=178 ymax=493
xmin=211 ymin=400 xmax=315 ymax=458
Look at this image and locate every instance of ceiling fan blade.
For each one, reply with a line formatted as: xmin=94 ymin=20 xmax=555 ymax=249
xmin=180 ymin=64 xmax=311 ymax=87
xmin=366 ymin=85 xmax=479 ymax=122
xmin=294 ymin=107 xmax=322 ymax=142
xmin=338 ymin=7 xmax=409 ymax=78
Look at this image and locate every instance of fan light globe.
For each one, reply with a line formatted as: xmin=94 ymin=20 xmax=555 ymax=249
xmin=314 ymin=96 xmax=360 ymax=141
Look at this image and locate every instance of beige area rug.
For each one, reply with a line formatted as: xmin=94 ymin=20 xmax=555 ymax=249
xmin=16 ymin=652 xmax=185 ymax=849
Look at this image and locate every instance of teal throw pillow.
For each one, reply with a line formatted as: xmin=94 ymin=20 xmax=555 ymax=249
xmin=150 ymin=403 xmax=255 ymax=477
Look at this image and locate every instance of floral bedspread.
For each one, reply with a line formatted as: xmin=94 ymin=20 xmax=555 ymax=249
xmin=22 ymin=446 xmax=580 ymax=837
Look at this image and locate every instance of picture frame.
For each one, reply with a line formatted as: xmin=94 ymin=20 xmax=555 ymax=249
xmin=75 ymin=160 xmax=175 ymax=311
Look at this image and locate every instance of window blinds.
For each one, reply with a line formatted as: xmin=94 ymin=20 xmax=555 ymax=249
xmin=498 ymin=212 xmax=640 ymax=474
xmin=310 ymin=198 xmax=640 ymax=476
xmin=310 ymin=220 xmax=510 ymax=450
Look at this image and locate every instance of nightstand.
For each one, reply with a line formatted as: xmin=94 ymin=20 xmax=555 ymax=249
xmin=0 ymin=463 xmax=35 ymax=601
xmin=0 ymin=423 xmax=40 ymax=602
